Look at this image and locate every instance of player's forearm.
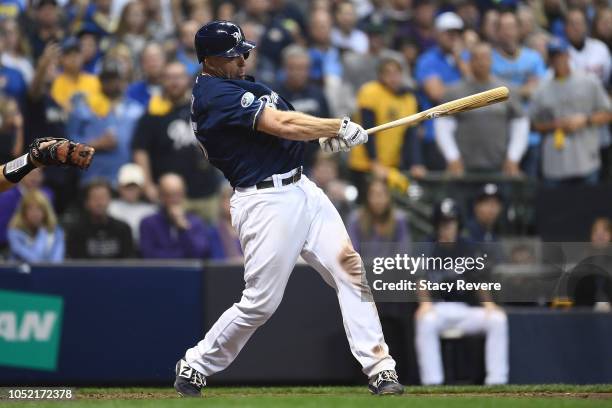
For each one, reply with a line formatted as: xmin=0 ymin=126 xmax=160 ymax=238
xmin=258 ymin=108 xmax=341 ymax=141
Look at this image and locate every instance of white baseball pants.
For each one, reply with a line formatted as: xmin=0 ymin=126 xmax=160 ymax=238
xmin=185 ymin=174 xmax=396 ymax=378
xmin=415 ymin=302 xmax=509 ymax=385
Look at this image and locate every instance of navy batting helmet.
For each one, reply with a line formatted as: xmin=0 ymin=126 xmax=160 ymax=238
xmin=432 ymin=198 xmax=462 ymax=228
xmin=194 ymin=20 xmax=256 ymax=63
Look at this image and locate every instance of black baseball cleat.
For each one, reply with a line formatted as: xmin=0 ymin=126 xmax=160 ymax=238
xmin=368 ymin=370 xmax=404 ymax=395
xmin=174 ymin=359 xmax=206 ymax=397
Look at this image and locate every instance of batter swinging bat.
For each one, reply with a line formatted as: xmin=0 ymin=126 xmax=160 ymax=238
xmin=365 ymin=86 xmax=510 ymax=134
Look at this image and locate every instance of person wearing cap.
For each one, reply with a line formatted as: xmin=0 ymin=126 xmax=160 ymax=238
xmin=467 ymin=183 xmax=503 ymax=243
xmin=50 ymin=36 xmax=102 ymax=111
xmin=108 ymin=163 xmax=156 ymax=242
xmin=530 ymin=38 xmax=612 ymax=186
xmin=414 ymin=11 xmax=470 ymax=171
xmin=66 ymin=57 xmax=144 ymax=187
xmin=415 ymin=198 xmax=509 ymax=385
xmin=434 ymin=42 xmax=529 ymax=177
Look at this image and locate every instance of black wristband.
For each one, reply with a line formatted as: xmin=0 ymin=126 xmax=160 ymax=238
xmin=3 ymin=154 xmax=35 ymax=184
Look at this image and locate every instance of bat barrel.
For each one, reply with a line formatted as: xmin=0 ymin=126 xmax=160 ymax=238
xmin=364 ymin=86 xmax=510 ymax=135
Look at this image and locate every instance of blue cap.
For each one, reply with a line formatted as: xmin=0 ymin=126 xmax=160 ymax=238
xmin=547 ymin=37 xmax=569 ymax=55
xmin=61 ymin=36 xmax=80 ymax=54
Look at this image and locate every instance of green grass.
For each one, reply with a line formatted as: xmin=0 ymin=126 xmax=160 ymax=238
xmin=2 ymin=385 xmax=611 ymax=408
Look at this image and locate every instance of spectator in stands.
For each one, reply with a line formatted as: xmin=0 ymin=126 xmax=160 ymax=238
xmin=7 ymin=189 xmax=64 ymax=263
xmin=434 ymin=42 xmax=529 ymax=177
xmin=415 ymin=198 xmax=508 ymax=385
xmin=277 ymin=45 xmax=330 ymax=170
xmin=126 ymin=42 xmax=166 ymax=108
xmin=331 ymin=0 xmax=368 ymax=54
xmin=415 ymin=12 xmax=469 ymax=171
xmin=1 ymin=19 xmax=34 ymax=84
xmin=208 ymin=184 xmax=242 ymax=261
xmin=392 ymin=0 xmax=437 ymax=52
xmin=593 ymin=8 xmax=612 ymax=54
xmin=114 ymin=0 xmax=149 ymax=64
xmin=0 ymin=94 xmax=23 ymax=164
xmin=132 ymin=61 xmax=221 ymax=221
xmin=565 ymin=7 xmax=612 ymax=180
xmin=566 ymin=8 xmax=611 ymax=86
xmin=25 ymin=0 xmax=64 ymax=62
xmin=517 ymin=5 xmax=544 ymax=46
xmin=0 ymin=168 xmax=53 ymax=251
xmin=466 ymin=183 xmax=503 ymax=243
xmin=456 ymin=0 xmax=479 ymax=31
xmin=307 ymin=9 xmax=345 ymax=116
xmin=348 ymin=178 xmax=410 ymax=254
xmin=176 ymin=20 xmax=200 ymax=77
xmin=66 ymin=179 xmax=135 ymax=259
xmin=481 ymin=9 xmax=499 ymax=44
xmin=139 ymin=173 xmax=213 ymax=259
xmin=50 ymin=36 xmax=102 ymax=112
xmin=68 ymin=58 xmax=144 ymax=187
xmin=78 ymin=29 xmax=103 ymax=74
xmin=310 ymin=151 xmax=356 ymax=219
xmin=66 ymin=0 xmax=115 ymax=38
xmin=234 ymin=0 xmax=270 ymax=29
xmin=108 ymin=163 xmax=157 ymax=243
xmin=0 ymin=28 xmax=27 ymax=104
xmin=349 ymin=58 xmax=420 ymax=195
xmin=342 ymin=22 xmax=408 ymax=96
xmin=26 ymin=41 xmax=80 ymax=214
xmin=568 ymin=217 xmax=612 ymax=310
xmin=492 ymin=11 xmax=547 ymax=178
xmin=257 ymin=1 xmax=304 ymax=69
xmin=277 ymin=45 xmax=329 ymax=119
xmin=530 ymin=38 xmax=612 ymax=186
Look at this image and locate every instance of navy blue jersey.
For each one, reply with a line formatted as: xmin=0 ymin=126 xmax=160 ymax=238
xmin=191 ymin=75 xmax=304 ymax=187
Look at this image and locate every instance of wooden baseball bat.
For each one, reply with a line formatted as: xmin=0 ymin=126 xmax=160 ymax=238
xmin=365 ymin=86 xmax=510 ymax=134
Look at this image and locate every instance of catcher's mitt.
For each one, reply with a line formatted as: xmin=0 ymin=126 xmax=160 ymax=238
xmin=29 ymin=137 xmax=95 ymax=169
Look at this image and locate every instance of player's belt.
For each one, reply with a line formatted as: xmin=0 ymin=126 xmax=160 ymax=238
xmin=255 ymin=167 xmax=302 ymax=190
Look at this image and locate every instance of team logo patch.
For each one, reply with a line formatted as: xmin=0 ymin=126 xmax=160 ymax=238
xmin=241 ymin=92 xmax=255 ymax=107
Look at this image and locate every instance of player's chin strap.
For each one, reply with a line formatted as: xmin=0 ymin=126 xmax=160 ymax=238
xmin=3 ymin=153 xmax=36 ymax=184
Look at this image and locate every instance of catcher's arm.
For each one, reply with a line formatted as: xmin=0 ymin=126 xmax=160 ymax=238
xmin=1 ymin=137 xmax=95 ymax=193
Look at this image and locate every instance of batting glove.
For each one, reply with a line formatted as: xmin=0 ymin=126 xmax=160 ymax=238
xmin=337 ymin=117 xmax=368 ymax=147
xmin=319 ymin=137 xmax=351 ymax=153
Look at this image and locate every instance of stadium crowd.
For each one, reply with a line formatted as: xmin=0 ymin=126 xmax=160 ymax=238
xmin=0 ymin=0 xmax=611 ymax=263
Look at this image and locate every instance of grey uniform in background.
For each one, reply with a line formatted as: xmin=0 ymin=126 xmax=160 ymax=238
xmin=530 ymin=72 xmax=612 ymax=180
xmin=443 ymin=78 xmax=524 ymax=170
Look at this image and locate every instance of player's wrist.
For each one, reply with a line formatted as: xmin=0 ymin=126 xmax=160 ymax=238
xmin=3 ymin=153 xmax=36 ymax=184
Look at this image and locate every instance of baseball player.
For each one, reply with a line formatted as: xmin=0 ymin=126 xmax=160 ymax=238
xmin=0 ymin=138 xmax=94 ymax=193
xmin=415 ymin=198 xmax=508 ymax=385
xmin=174 ymin=20 xmax=403 ymax=397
